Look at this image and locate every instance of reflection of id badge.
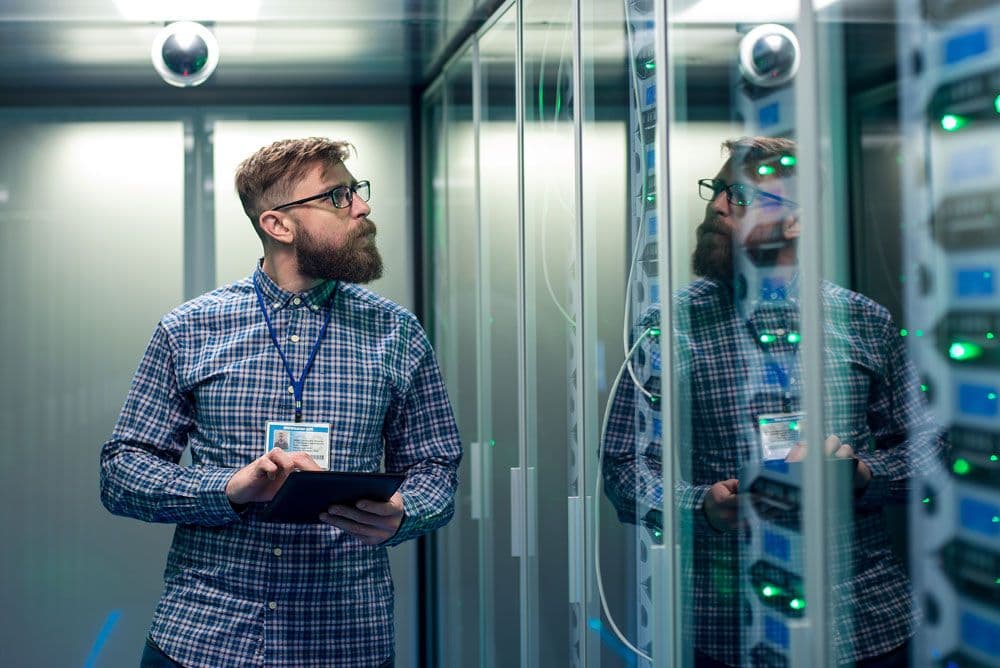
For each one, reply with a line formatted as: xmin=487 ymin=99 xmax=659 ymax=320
xmin=758 ymin=412 xmax=805 ymax=461
xmin=265 ymin=421 xmax=331 ymax=470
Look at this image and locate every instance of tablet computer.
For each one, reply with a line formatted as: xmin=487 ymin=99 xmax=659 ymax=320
xmin=259 ymin=471 xmax=405 ymax=524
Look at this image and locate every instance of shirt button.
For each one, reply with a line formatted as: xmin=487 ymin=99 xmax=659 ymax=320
xmin=273 ymin=547 xmax=282 ymax=556
xmin=287 ymin=385 xmax=294 ymax=394
xmin=311 ymin=305 xmax=319 ymax=311
xmin=292 ymin=297 xmax=302 ymax=305
xmin=290 ymin=335 xmax=300 ymax=343
xmin=268 ymin=601 xmax=277 ymax=610
xmin=273 ymin=301 xmax=281 ymax=309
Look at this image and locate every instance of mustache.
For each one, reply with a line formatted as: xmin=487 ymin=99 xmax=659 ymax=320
xmin=696 ymin=217 xmax=730 ymax=239
xmin=354 ymin=218 xmax=377 ymax=238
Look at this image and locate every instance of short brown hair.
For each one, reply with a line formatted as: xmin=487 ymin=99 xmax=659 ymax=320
xmin=722 ymin=136 xmax=796 ymax=181
xmin=234 ymin=137 xmax=354 ymax=236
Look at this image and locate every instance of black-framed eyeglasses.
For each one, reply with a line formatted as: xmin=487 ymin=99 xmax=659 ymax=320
xmin=698 ymin=178 xmax=797 ymax=209
xmin=273 ymin=180 xmax=371 ymax=211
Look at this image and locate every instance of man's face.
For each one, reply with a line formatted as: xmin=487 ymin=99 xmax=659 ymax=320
xmin=284 ymin=161 xmax=383 ymax=284
xmin=692 ymin=161 xmax=799 ymax=281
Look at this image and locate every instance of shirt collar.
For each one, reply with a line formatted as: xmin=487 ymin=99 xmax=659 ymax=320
xmin=253 ymin=261 xmax=339 ymax=313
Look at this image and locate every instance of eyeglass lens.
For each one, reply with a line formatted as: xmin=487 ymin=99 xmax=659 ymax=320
xmin=331 ymin=181 xmax=371 ymax=208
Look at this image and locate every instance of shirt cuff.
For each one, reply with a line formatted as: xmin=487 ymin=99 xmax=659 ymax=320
xmin=197 ymin=467 xmax=244 ymax=526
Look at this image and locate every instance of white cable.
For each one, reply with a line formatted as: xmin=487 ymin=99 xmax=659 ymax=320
xmin=595 ymin=327 xmax=656 ymax=663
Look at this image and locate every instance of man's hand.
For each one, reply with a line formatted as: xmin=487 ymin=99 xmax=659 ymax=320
xmin=785 ymin=435 xmax=872 ymax=491
xmin=703 ymin=479 xmax=740 ymax=532
xmin=321 ymin=492 xmax=405 ymax=546
xmin=225 ymin=449 xmax=323 ymax=506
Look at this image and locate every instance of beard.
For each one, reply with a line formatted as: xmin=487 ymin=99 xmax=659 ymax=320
xmin=295 ymin=218 xmax=383 ymax=284
xmin=691 ymin=216 xmax=733 ymax=282
xmin=691 ymin=215 xmax=794 ymax=281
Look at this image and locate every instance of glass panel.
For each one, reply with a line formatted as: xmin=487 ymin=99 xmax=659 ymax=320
xmin=478 ymin=8 xmax=522 ymax=668
xmin=522 ymin=0 xmax=577 ymax=663
xmin=434 ymin=52 xmax=483 ymax=667
xmin=583 ymin=0 xmax=657 ymax=666
xmin=653 ymin=2 xmax=937 ymax=666
xmin=0 ymin=119 xmax=184 ymax=666
xmin=897 ymin=2 xmax=1000 ymax=666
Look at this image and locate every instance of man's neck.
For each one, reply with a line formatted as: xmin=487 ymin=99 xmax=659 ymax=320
xmin=261 ymin=253 xmax=323 ymax=294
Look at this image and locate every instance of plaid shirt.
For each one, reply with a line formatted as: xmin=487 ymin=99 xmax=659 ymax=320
xmin=603 ymin=278 xmax=945 ymax=666
xmin=101 ymin=265 xmax=462 ymax=667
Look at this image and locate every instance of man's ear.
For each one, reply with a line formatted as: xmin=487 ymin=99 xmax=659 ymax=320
xmin=259 ymin=210 xmax=295 ymax=245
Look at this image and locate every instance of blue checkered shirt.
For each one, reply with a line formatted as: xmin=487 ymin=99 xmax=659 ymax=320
xmin=603 ymin=278 xmax=945 ymax=666
xmin=101 ymin=265 xmax=462 ymax=667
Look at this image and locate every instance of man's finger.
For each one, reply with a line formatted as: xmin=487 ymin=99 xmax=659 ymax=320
xmin=321 ymin=514 xmax=384 ymax=539
xmin=356 ymin=497 xmax=402 ymax=516
xmin=834 ymin=444 xmax=854 ymax=459
xmin=824 ymin=435 xmax=841 ymax=456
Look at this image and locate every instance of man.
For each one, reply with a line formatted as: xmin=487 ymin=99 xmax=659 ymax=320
xmin=602 ymin=136 xmax=943 ymax=667
xmin=101 ymin=137 xmax=462 ymax=667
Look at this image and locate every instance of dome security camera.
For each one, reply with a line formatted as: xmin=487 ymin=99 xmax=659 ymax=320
xmin=738 ymin=24 xmax=800 ymax=88
xmin=151 ymin=21 xmax=220 ymax=88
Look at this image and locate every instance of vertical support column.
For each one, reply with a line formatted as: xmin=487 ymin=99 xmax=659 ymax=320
xmin=570 ymin=0 xmax=592 ymax=665
xmin=652 ymin=0 xmax=680 ymax=666
xmin=183 ymin=113 xmax=215 ymax=300
xmin=795 ymin=2 xmax=831 ymax=666
xmin=514 ymin=2 xmax=531 ymax=666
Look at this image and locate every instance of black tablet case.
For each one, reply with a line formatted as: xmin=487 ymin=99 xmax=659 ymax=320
xmin=259 ymin=471 xmax=405 ymax=523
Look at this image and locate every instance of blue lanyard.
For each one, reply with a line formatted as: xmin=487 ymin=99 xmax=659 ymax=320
xmin=253 ymin=274 xmax=336 ymax=422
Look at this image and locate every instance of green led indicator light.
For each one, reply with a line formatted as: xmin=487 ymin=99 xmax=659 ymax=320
xmin=759 ymin=333 xmax=777 ymax=344
xmin=989 ymin=392 xmax=998 ymax=401
xmin=780 ymin=155 xmax=797 ymax=167
xmin=761 ymin=585 xmax=781 ymax=598
xmin=941 ymin=114 xmax=967 ymax=131
xmin=900 ymin=328 xmax=909 ymax=337
xmin=489 ymin=439 xmax=496 ymax=447
xmin=920 ymin=384 xmax=929 ymax=393
xmin=650 ymin=327 xmax=661 ymax=337
xmin=994 ymin=94 xmax=1000 ymax=114
xmin=915 ymin=329 xmax=924 ymax=337
xmin=757 ymin=164 xmax=776 ymax=176
xmin=787 ymin=332 xmax=801 ymax=344
xmin=993 ymin=516 xmax=999 ymax=524
xmin=646 ymin=193 xmax=655 ymax=203
xmin=996 ymin=577 xmax=1000 ymax=585
xmin=953 ymin=458 xmax=971 ymax=475
xmin=644 ymin=59 xmax=655 ymax=71
xmin=789 ymin=421 xmax=799 ymax=431
xmin=922 ymin=496 xmax=931 ymax=504
xmin=987 ymin=332 xmax=996 ymax=340
xmin=949 ymin=341 xmax=983 ymax=361
xmin=789 ymin=598 xmax=806 ymax=611
xmin=653 ymin=529 xmax=663 ymax=539
xmin=991 ymin=455 xmax=999 ymax=462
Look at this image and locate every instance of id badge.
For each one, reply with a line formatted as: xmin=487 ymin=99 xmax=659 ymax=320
xmin=757 ymin=412 xmax=805 ymax=461
xmin=265 ymin=421 xmax=331 ymax=471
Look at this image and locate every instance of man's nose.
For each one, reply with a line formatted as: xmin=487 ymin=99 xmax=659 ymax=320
xmin=710 ymin=189 xmax=731 ymax=216
xmin=351 ymin=193 xmax=371 ymax=217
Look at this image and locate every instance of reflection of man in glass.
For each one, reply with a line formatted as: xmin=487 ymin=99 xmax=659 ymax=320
xmin=602 ymin=137 xmax=944 ymax=668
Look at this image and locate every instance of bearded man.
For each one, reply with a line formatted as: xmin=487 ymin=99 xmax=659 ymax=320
xmin=101 ymin=138 xmax=461 ymax=668
xmin=603 ymin=136 xmax=943 ymax=668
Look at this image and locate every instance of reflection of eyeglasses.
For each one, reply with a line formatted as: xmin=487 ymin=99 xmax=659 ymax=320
xmin=273 ymin=180 xmax=371 ymax=211
xmin=698 ymin=178 xmax=797 ymax=209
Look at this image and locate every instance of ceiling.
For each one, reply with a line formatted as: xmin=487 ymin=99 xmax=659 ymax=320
xmin=0 ymin=0 xmax=900 ymax=105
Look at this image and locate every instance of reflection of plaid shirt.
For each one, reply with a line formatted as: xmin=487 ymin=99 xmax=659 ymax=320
xmin=102 ymin=266 xmax=461 ymax=667
xmin=603 ymin=278 xmax=944 ymax=666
